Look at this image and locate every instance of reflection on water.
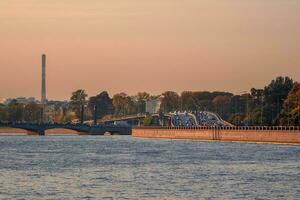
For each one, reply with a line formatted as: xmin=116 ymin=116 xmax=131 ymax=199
xmin=0 ymin=136 xmax=299 ymax=199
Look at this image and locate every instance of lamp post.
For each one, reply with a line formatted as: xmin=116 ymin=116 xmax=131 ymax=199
xmin=297 ymin=95 xmax=300 ymax=126
xmin=235 ymin=91 xmax=248 ymax=126
xmin=93 ymin=104 xmax=98 ymax=126
xmin=287 ymin=97 xmax=290 ymax=126
xmin=260 ymin=96 xmax=264 ymax=126
xmin=80 ymin=104 xmax=84 ymax=124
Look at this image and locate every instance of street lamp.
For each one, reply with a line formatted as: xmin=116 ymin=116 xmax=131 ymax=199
xmin=260 ymin=96 xmax=264 ymax=126
xmin=235 ymin=91 xmax=248 ymax=126
xmin=287 ymin=97 xmax=292 ymax=127
xmin=297 ymin=95 xmax=300 ymax=126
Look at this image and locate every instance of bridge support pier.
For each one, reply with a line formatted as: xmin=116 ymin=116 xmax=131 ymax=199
xmin=38 ymin=129 xmax=45 ymax=136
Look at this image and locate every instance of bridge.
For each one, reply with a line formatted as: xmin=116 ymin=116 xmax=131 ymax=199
xmin=100 ymin=111 xmax=233 ymax=127
xmin=0 ymin=122 xmax=131 ymax=136
xmin=100 ymin=113 xmax=168 ymax=125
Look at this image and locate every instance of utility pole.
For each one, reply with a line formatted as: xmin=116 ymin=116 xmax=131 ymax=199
xmin=246 ymin=94 xmax=249 ymax=126
xmin=80 ymin=104 xmax=84 ymax=124
xmin=287 ymin=98 xmax=290 ymax=126
xmin=93 ymin=105 xmax=98 ymax=125
xmin=260 ymin=96 xmax=263 ymax=126
xmin=235 ymin=91 xmax=247 ymax=126
xmin=297 ymin=95 xmax=300 ymax=126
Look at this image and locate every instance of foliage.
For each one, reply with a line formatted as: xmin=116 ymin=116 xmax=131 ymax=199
xmin=134 ymin=92 xmax=150 ymax=113
xmin=24 ymin=103 xmax=42 ymax=122
xmin=112 ymin=93 xmax=136 ymax=116
xmin=160 ymin=91 xmax=180 ymax=112
xmin=228 ymin=114 xmax=246 ymax=126
xmin=69 ymin=89 xmax=87 ymax=119
xmin=143 ymin=116 xmax=153 ymax=126
xmin=212 ymin=95 xmax=232 ymax=118
xmin=8 ymin=100 xmax=25 ymax=122
xmin=0 ymin=104 xmax=9 ymax=121
xmin=2 ymin=76 xmax=298 ymax=126
xmin=88 ymin=91 xmax=114 ymax=120
xmin=63 ymin=112 xmax=77 ymax=123
xmin=277 ymin=83 xmax=300 ymax=126
xmin=180 ymin=91 xmax=197 ymax=111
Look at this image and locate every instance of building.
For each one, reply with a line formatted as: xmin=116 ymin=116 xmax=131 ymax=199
xmin=146 ymin=99 xmax=162 ymax=114
xmin=44 ymin=104 xmax=56 ymax=123
xmin=3 ymin=97 xmax=38 ymax=105
xmin=0 ymin=98 xmax=6 ymax=104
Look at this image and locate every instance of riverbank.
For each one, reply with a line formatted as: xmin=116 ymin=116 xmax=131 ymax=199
xmin=0 ymin=128 xmax=81 ymax=136
xmin=132 ymin=127 xmax=300 ymax=145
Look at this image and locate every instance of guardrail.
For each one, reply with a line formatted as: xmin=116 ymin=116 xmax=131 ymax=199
xmin=134 ymin=126 xmax=300 ymax=131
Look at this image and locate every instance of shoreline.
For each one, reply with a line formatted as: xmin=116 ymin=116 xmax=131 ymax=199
xmin=133 ymin=136 xmax=300 ymax=146
xmin=132 ymin=127 xmax=300 ymax=146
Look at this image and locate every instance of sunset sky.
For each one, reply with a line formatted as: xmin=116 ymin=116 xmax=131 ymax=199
xmin=1 ymin=0 xmax=300 ymax=100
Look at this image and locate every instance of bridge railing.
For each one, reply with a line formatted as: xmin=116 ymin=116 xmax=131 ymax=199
xmin=134 ymin=126 xmax=300 ymax=132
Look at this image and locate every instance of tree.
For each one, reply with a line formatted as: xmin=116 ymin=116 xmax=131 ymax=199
xmin=160 ymin=91 xmax=180 ymax=113
xmin=143 ymin=116 xmax=153 ymax=126
xmin=278 ymin=82 xmax=300 ymax=126
xmin=251 ymin=88 xmax=264 ymax=101
xmin=191 ymin=91 xmax=232 ymax=111
xmin=0 ymin=104 xmax=9 ymax=121
xmin=228 ymin=114 xmax=246 ymax=126
xmin=263 ymin=76 xmax=294 ymax=125
xmin=212 ymin=95 xmax=231 ymax=118
xmin=24 ymin=103 xmax=42 ymax=122
xmin=180 ymin=91 xmax=197 ymax=111
xmin=112 ymin=93 xmax=136 ymax=116
xmin=63 ymin=111 xmax=77 ymax=123
xmin=88 ymin=91 xmax=114 ymax=120
xmin=53 ymin=108 xmax=65 ymax=123
xmin=69 ymin=89 xmax=88 ymax=121
xmin=8 ymin=99 xmax=25 ymax=122
xmin=134 ymin=92 xmax=150 ymax=113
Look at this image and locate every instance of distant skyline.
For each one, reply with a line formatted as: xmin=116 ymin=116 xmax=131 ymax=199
xmin=0 ymin=0 xmax=299 ymax=100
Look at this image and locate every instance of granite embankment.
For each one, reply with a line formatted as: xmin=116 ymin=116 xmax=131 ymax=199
xmin=0 ymin=128 xmax=81 ymax=135
xmin=133 ymin=127 xmax=300 ymax=145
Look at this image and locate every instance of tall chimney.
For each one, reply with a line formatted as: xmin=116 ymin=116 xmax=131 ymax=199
xmin=41 ymin=54 xmax=46 ymax=104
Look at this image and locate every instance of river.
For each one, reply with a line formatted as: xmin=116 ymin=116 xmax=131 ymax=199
xmin=0 ymin=136 xmax=299 ymax=199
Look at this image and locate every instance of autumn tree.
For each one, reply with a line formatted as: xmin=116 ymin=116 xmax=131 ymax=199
xmin=7 ymin=99 xmax=25 ymax=122
xmin=160 ymin=91 xmax=180 ymax=113
xmin=69 ymin=89 xmax=88 ymax=122
xmin=24 ymin=103 xmax=42 ymax=122
xmin=134 ymin=92 xmax=150 ymax=114
xmin=112 ymin=93 xmax=136 ymax=116
xmin=88 ymin=91 xmax=114 ymax=120
xmin=180 ymin=91 xmax=197 ymax=111
xmin=278 ymin=82 xmax=300 ymax=126
xmin=0 ymin=104 xmax=9 ymax=121
xmin=212 ymin=95 xmax=232 ymax=118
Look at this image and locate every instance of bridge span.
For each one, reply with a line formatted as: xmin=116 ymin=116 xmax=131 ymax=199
xmin=0 ymin=123 xmax=131 ymax=136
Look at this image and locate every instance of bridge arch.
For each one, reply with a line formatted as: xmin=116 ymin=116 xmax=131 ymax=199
xmin=103 ymin=131 xmax=122 ymax=136
xmin=44 ymin=128 xmax=88 ymax=136
xmin=0 ymin=127 xmax=39 ymax=135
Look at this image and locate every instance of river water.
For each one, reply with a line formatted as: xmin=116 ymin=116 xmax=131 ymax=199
xmin=0 ymin=136 xmax=299 ymax=199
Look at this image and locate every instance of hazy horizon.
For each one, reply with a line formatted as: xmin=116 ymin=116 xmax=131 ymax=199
xmin=1 ymin=0 xmax=300 ymax=100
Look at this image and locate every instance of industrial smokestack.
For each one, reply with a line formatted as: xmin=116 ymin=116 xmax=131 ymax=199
xmin=41 ymin=54 xmax=46 ymax=104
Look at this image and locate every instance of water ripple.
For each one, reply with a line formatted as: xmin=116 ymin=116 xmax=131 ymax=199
xmin=0 ymin=136 xmax=299 ymax=199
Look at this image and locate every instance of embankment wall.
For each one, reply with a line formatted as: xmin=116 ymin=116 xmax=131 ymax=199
xmin=0 ymin=128 xmax=85 ymax=135
xmin=132 ymin=127 xmax=300 ymax=144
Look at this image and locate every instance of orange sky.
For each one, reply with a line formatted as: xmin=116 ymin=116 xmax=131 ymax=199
xmin=0 ymin=0 xmax=300 ymax=100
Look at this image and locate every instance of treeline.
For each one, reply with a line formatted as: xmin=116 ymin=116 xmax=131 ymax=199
xmin=0 ymin=99 xmax=67 ymax=123
xmin=0 ymin=76 xmax=299 ymax=126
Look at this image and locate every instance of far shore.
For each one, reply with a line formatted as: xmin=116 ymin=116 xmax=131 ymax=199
xmin=0 ymin=128 xmax=79 ymax=135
